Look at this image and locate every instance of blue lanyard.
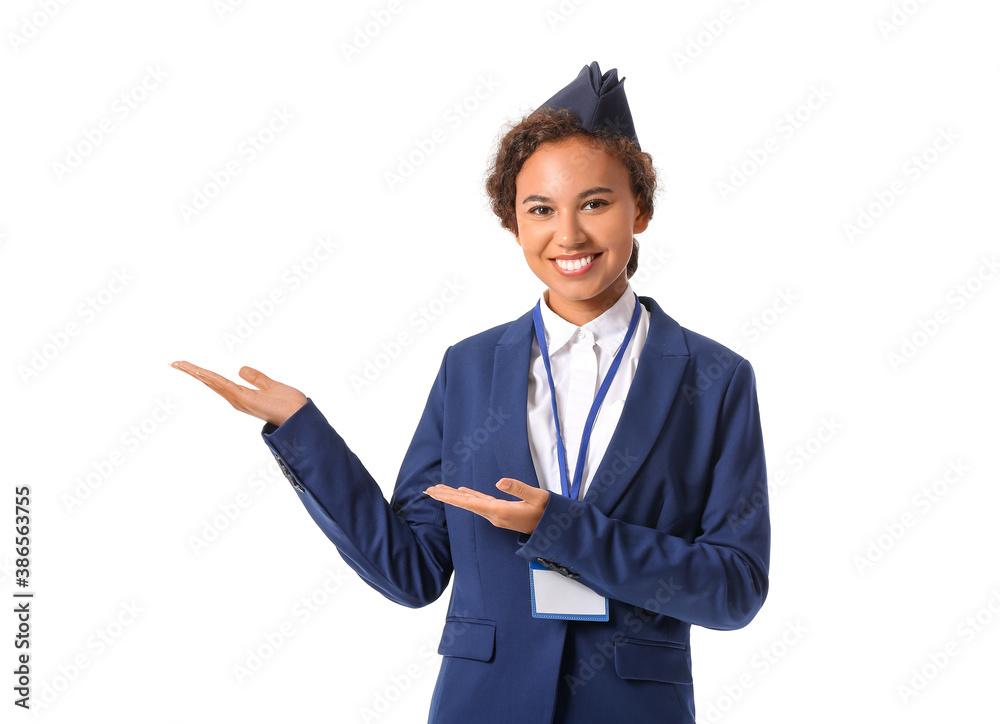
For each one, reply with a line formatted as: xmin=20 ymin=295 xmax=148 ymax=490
xmin=532 ymin=292 xmax=641 ymax=500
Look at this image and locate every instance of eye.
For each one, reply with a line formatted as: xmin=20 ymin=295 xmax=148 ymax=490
xmin=527 ymin=205 xmax=552 ymax=216
xmin=582 ymin=199 xmax=607 ymax=210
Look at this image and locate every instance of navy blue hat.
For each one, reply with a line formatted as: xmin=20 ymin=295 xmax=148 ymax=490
xmin=535 ymin=61 xmax=640 ymax=149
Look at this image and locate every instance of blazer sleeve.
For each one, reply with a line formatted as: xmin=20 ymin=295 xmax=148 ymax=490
xmin=516 ymin=357 xmax=769 ymax=631
xmin=259 ymin=347 xmax=454 ymax=609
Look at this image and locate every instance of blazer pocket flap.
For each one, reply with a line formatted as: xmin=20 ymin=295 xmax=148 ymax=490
xmin=437 ymin=617 xmax=496 ymax=662
xmin=614 ymin=637 xmax=692 ymax=684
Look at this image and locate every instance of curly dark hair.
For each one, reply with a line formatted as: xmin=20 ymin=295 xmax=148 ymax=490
xmin=485 ymin=107 xmax=657 ymax=279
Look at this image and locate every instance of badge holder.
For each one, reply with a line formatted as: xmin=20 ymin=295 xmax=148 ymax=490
xmin=529 ymin=561 xmax=609 ymax=621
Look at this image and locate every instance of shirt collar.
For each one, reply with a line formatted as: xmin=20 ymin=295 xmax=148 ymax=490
xmin=537 ymin=283 xmax=637 ymax=357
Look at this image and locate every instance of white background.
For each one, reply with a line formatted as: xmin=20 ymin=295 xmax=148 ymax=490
xmin=3 ymin=1 xmax=998 ymax=722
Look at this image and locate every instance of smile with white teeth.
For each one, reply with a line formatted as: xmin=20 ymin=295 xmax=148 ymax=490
xmin=555 ymin=254 xmax=597 ymax=271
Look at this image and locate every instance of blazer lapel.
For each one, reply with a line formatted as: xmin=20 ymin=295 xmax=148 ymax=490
xmin=489 ymin=308 xmax=540 ymax=491
xmin=583 ymin=296 xmax=689 ymax=514
xmin=487 ymin=296 xmax=690 ymax=515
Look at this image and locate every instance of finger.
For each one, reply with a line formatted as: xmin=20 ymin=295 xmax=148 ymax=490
xmin=171 ymin=361 xmax=253 ymax=407
xmin=452 ymin=486 xmax=499 ymax=501
xmin=427 ymin=485 xmax=500 ymax=505
xmin=239 ymin=366 xmax=276 ymax=390
xmin=171 ymin=360 xmax=221 ymax=389
xmin=171 ymin=360 xmax=228 ymax=384
xmin=496 ymin=478 xmax=546 ymax=502
xmin=170 ymin=360 xmax=208 ymax=377
xmin=424 ymin=487 xmax=495 ymax=515
xmin=424 ymin=485 xmax=474 ymax=503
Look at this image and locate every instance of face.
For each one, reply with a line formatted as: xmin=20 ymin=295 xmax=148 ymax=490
xmin=514 ymin=135 xmax=649 ymax=326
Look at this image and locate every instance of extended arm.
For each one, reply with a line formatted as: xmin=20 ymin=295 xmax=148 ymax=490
xmin=170 ymin=354 xmax=454 ymax=608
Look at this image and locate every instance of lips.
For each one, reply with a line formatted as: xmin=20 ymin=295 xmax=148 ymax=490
xmin=553 ymin=252 xmax=601 ymax=274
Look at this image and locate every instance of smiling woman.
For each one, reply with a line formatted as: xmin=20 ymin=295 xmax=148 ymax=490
xmin=486 ymin=104 xmax=658 ymax=292
xmin=500 ymin=127 xmax=651 ymax=325
xmin=172 ymin=61 xmax=770 ymax=724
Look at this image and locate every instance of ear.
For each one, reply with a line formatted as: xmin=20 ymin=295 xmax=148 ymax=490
xmin=633 ymin=194 xmax=651 ymax=234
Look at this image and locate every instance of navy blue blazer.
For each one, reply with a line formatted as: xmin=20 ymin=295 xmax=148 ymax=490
xmin=260 ymin=295 xmax=769 ymax=724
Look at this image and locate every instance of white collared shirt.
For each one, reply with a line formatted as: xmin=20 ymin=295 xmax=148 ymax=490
xmin=526 ymin=282 xmax=650 ymax=500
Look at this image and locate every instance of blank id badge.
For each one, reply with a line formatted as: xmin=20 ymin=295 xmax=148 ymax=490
xmin=529 ymin=561 xmax=609 ymax=621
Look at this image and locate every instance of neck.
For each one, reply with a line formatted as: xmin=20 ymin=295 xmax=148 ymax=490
xmin=544 ymin=276 xmax=630 ymax=326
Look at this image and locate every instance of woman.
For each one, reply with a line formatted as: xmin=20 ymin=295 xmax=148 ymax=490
xmin=172 ymin=61 xmax=769 ymax=724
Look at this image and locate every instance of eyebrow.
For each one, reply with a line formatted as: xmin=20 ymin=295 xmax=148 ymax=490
xmin=520 ymin=186 xmax=615 ymax=204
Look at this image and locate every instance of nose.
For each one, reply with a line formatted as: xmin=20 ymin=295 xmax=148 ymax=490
xmin=555 ymin=207 xmax=586 ymax=247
